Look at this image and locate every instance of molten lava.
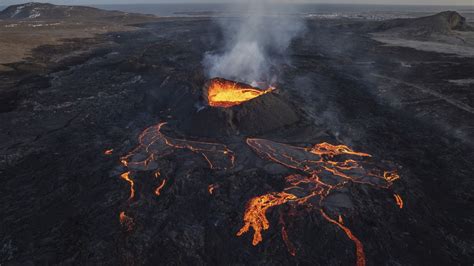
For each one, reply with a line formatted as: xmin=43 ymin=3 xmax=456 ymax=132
xmin=237 ymin=138 xmax=401 ymax=266
xmin=321 ymin=210 xmax=366 ymax=266
xmin=118 ymin=122 xmax=235 ymax=231
xmin=208 ymin=184 xmax=219 ymax=195
xmin=121 ymin=122 xmax=235 ymax=172
xmin=394 ymin=194 xmax=404 ymax=209
xmin=119 ymin=122 xmax=235 ymax=186
xmin=120 ymin=172 xmax=135 ymax=201
xmin=206 ymin=78 xmax=274 ymax=108
xmin=155 ymin=179 xmax=166 ymax=196
xmin=119 ymin=211 xmax=134 ymax=232
xmin=113 ymin=118 xmax=401 ymax=265
xmin=237 ymin=192 xmax=297 ymax=245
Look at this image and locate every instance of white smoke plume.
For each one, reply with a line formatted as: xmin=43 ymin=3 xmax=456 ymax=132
xmin=203 ymin=1 xmax=305 ymax=84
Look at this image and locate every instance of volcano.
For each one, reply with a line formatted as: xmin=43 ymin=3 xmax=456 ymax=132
xmin=180 ymin=78 xmax=300 ymax=136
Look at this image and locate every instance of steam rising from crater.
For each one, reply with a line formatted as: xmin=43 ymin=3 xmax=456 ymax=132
xmin=203 ymin=1 xmax=305 ymax=83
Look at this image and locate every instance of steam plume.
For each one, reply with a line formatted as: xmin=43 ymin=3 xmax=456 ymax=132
xmin=203 ymin=1 xmax=305 ymax=84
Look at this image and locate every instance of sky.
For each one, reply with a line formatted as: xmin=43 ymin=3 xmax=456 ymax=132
xmin=0 ymin=0 xmax=472 ymax=6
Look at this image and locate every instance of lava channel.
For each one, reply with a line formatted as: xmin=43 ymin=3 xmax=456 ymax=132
xmin=206 ymin=78 xmax=274 ymax=108
xmin=237 ymin=138 xmax=401 ymax=266
xmin=118 ymin=122 xmax=235 ymax=229
xmin=121 ymin=122 xmax=235 ymax=174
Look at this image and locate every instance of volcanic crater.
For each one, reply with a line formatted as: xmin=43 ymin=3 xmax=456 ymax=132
xmin=180 ymin=78 xmax=300 ymax=137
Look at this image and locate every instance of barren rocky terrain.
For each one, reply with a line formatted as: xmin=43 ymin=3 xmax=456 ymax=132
xmin=0 ymin=3 xmax=157 ymax=66
xmin=0 ymin=4 xmax=473 ymax=266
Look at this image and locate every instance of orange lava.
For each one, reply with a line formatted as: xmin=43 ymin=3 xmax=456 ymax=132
xmin=155 ymin=179 xmax=166 ymax=196
xmin=237 ymin=138 xmax=400 ymax=266
xmin=118 ymin=122 xmax=234 ymax=201
xmin=311 ymin=142 xmax=371 ymax=158
xmin=237 ymin=192 xmax=297 ymax=245
xmin=120 ymin=172 xmax=135 ymax=200
xmin=321 ymin=210 xmax=366 ymax=266
xmin=118 ymin=122 xmax=235 ymax=230
xmin=104 ymin=149 xmax=114 ymax=155
xmin=394 ymin=194 xmax=403 ymax=209
xmin=207 ymin=78 xmax=274 ymax=108
xmin=121 ymin=122 xmax=235 ymax=172
xmin=385 ymin=172 xmax=400 ymax=182
xmin=208 ymin=184 xmax=219 ymax=195
xmin=119 ymin=211 xmax=134 ymax=232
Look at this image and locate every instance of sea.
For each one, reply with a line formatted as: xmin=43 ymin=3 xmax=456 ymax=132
xmin=1 ymin=3 xmax=473 ymax=21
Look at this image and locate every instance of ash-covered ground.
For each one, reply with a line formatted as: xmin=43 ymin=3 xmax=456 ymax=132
xmin=0 ymin=11 xmax=473 ymax=266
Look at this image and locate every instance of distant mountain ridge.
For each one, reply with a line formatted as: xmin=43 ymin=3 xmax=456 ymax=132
xmin=370 ymin=11 xmax=474 ymax=58
xmin=0 ymin=2 xmax=155 ymax=20
xmin=374 ymin=11 xmax=472 ymax=37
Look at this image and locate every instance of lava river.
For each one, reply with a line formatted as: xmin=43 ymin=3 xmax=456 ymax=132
xmin=116 ymin=122 xmax=400 ymax=266
xmin=237 ymin=138 xmax=401 ymax=266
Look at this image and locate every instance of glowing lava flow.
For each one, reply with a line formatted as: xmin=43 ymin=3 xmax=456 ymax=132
xmin=208 ymin=184 xmax=219 ymax=195
xmin=120 ymin=172 xmax=135 ymax=200
xmin=121 ymin=122 xmax=235 ymax=172
xmin=321 ymin=210 xmax=365 ymax=266
xmin=206 ymin=78 xmax=274 ymax=108
xmin=155 ymin=179 xmax=166 ymax=196
xmin=237 ymin=138 xmax=401 ymax=266
xmin=394 ymin=194 xmax=403 ymax=209
xmin=237 ymin=192 xmax=297 ymax=245
xmin=118 ymin=122 xmax=235 ymax=230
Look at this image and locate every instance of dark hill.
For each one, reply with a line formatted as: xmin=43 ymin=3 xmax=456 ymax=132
xmin=373 ymin=11 xmax=472 ymax=37
xmin=0 ymin=2 xmax=154 ymax=21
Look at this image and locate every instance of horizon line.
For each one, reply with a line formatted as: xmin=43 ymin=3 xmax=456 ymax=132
xmin=1 ymin=2 xmax=472 ymax=7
